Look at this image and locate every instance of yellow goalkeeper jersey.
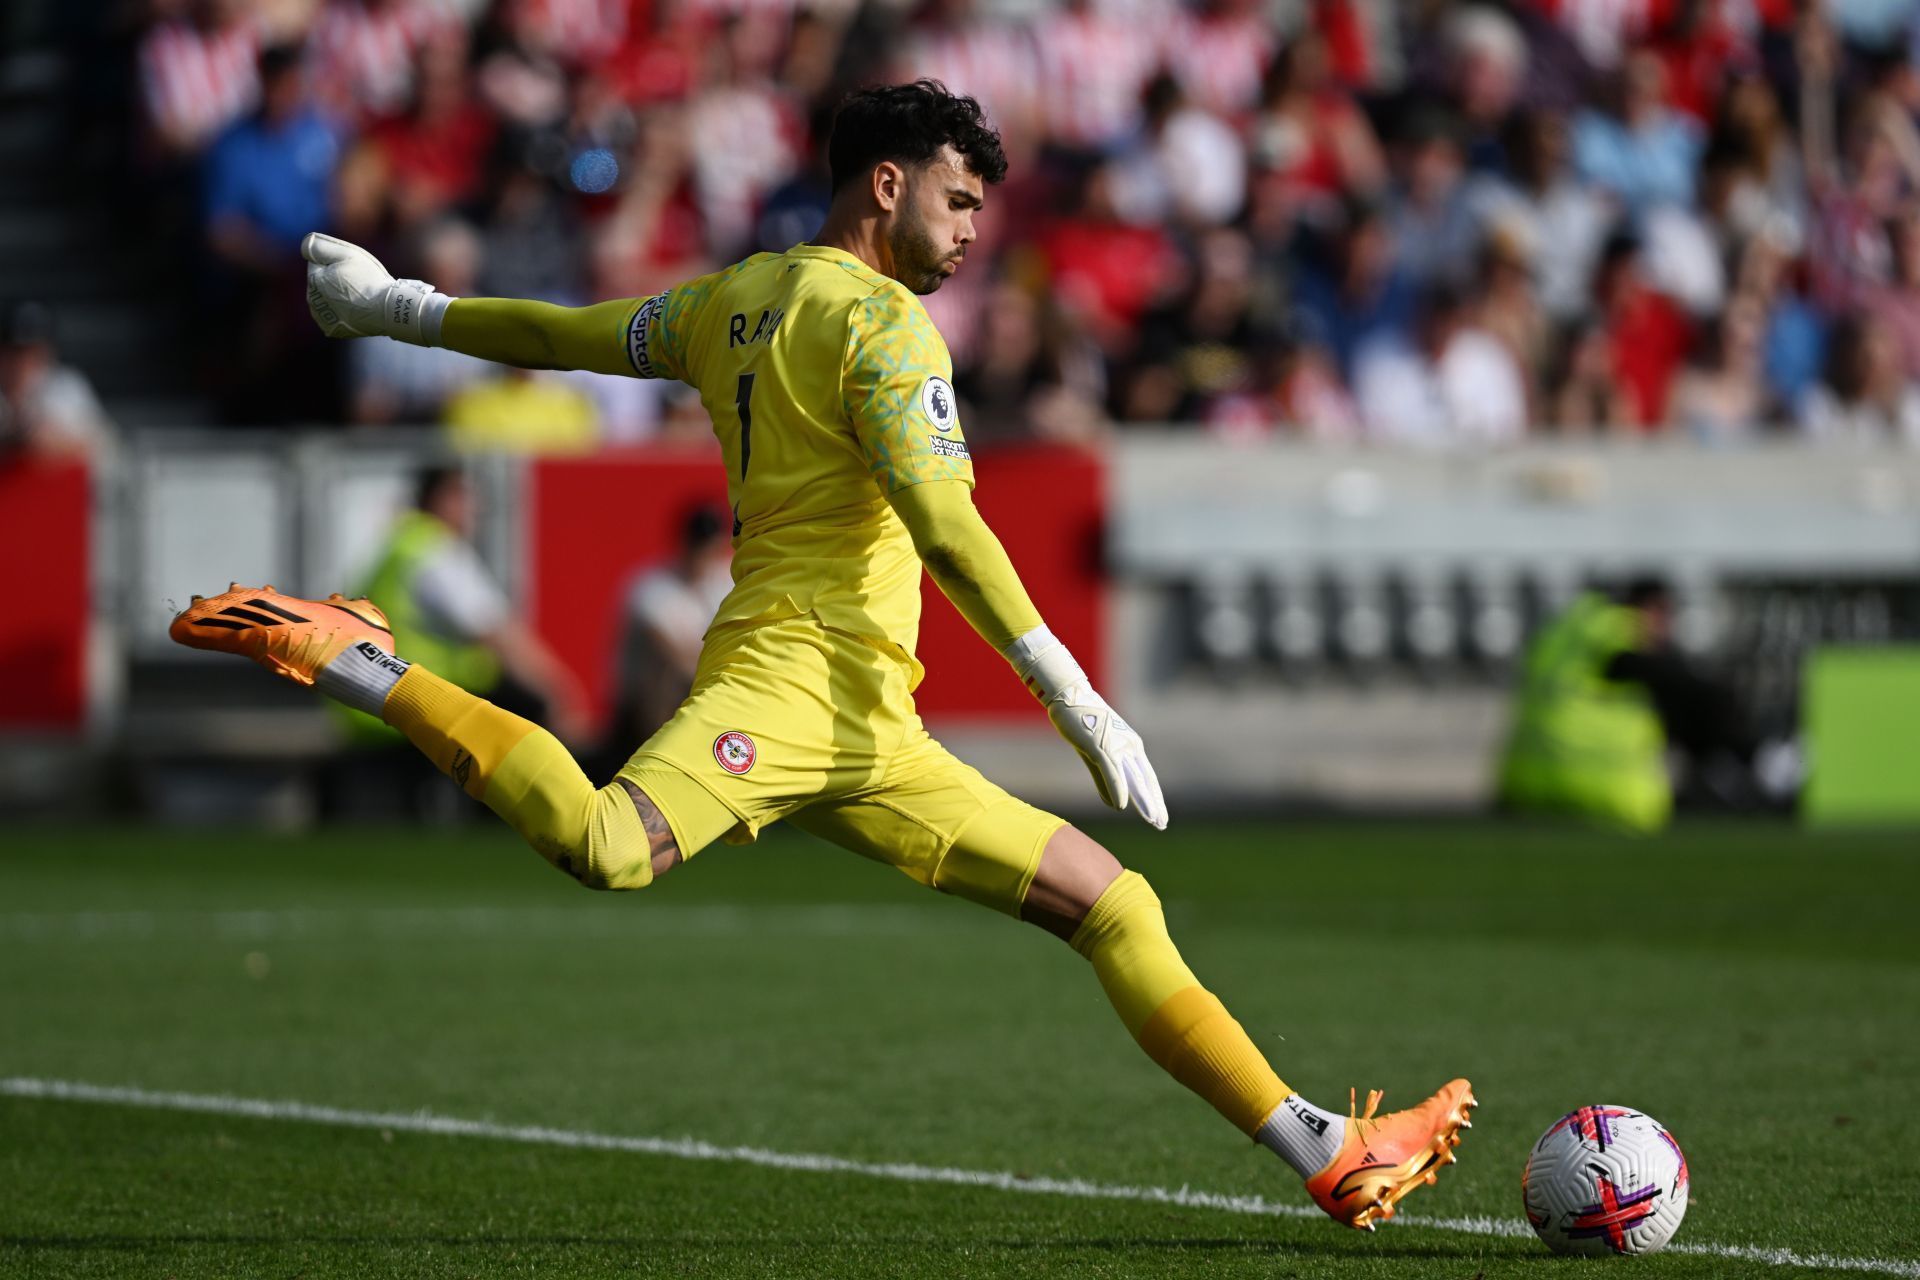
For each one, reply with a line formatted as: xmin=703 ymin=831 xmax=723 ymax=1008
xmin=621 ymin=244 xmax=974 ymax=686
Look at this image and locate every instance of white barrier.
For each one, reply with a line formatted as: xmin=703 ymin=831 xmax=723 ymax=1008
xmin=87 ymin=433 xmax=1920 ymax=811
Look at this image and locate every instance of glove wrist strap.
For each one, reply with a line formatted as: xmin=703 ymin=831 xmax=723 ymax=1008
xmin=417 ymin=289 xmax=452 ymax=346
xmin=387 ymin=280 xmax=454 ymax=347
xmin=1002 ymin=624 xmax=1085 ymax=700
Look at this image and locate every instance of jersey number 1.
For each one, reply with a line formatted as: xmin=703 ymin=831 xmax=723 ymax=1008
xmin=735 ymin=373 xmax=756 ymax=478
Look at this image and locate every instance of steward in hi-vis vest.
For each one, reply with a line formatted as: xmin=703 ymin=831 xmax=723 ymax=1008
xmin=335 ymin=507 xmax=499 ymax=744
xmin=1499 ymin=591 xmax=1671 ymax=833
xmin=335 ymin=468 xmax=586 ymax=746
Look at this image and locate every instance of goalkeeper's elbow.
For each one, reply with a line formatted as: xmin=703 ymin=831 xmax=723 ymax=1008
xmin=918 ymin=542 xmax=979 ymax=594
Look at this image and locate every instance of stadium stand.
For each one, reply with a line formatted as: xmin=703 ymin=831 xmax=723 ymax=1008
xmin=5 ymin=0 xmax=1920 ymax=448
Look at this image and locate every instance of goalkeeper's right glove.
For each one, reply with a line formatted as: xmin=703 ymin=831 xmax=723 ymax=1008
xmin=300 ymin=231 xmax=451 ymax=346
xmin=1004 ymin=626 xmax=1169 ymax=830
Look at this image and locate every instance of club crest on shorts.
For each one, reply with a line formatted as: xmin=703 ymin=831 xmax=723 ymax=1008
xmin=713 ymin=730 xmax=756 ymax=775
xmin=920 ymin=376 xmax=958 ymax=431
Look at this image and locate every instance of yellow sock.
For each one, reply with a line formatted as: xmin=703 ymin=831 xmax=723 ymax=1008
xmin=1071 ymin=870 xmax=1290 ymax=1136
xmin=382 ymin=667 xmax=651 ymax=889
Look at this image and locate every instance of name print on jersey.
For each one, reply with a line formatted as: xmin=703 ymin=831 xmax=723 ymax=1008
xmin=728 ymin=308 xmax=785 ymax=348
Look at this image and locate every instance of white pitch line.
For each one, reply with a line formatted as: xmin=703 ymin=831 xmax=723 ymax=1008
xmin=4 ymin=1078 xmax=1914 ymax=1276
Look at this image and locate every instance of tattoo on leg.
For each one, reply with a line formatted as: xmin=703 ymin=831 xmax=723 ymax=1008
xmin=618 ymin=777 xmax=682 ymax=876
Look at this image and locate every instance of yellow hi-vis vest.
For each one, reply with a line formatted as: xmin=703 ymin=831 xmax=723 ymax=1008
xmin=1497 ymin=593 xmax=1671 ymax=833
xmin=334 ymin=510 xmax=501 ymax=745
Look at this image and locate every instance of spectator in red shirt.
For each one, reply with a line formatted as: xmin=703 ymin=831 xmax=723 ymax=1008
xmin=367 ymin=27 xmax=498 ymax=227
xmin=1309 ymin=0 xmax=1374 ymax=89
xmin=1650 ymin=0 xmax=1753 ymax=125
xmin=1593 ymin=231 xmax=1693 ymax=426
xmin=1248 ymin=29 xmax=1386 ymax=226
xmin=1037 ymin=163 xmax=1182 ymax=354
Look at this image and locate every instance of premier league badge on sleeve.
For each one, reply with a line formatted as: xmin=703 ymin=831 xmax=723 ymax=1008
xmin=920 ymin=376 xmax=958 ymax=432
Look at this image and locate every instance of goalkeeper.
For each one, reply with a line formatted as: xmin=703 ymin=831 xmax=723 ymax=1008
xmin=171 ymin=80 xmax=1472 ymax=1230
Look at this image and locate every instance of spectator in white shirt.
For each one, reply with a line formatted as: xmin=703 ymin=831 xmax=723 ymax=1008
xmin=0 ymin=303 xmax=113 ymax=459
xmin=608 ymin=506 xmax=734 ymax=751
xmin=1800 ymin=312 xmax=1920 ymax=446
xmin=1470 ymin=108 xmax=1617 ymax=322
xmin=1355 ymin=284 xmax=1529 ymax=446
xmin=359 ymin=467 xmax=592 ymax=742
xmin=1110 ymin=73 xmax=1246 ymax=229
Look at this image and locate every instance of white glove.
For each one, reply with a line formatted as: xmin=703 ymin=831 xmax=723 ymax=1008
xmin=1006 ymin=626 xmax=1168 ymax=830
xmin=300 ymin=232 xmax=450 ymax=346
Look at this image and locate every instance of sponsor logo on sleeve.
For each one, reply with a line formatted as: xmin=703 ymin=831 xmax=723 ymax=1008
xmin=920 ymin=376 xmax=958 ymax=431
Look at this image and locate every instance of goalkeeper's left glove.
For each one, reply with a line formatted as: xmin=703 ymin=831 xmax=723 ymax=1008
xmin=1004 ymin=626 xmax=1168 ymax=830
xmin=300 ymin=231 xmax=451 ymax=346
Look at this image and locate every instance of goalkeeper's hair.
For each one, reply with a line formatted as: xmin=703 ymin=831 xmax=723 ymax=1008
xmin=827 ymin=80 xmax=1007 ymax=193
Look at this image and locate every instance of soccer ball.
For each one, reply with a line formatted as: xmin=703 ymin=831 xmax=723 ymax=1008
xmin=1521 ymin=1105 xmax=1689 ymax=1256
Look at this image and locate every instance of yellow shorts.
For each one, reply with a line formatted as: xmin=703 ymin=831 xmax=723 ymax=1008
xmin=615 ymin=617 xmax=1065 ymax=916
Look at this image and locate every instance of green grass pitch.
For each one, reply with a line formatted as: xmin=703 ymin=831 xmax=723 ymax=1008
xmin=3 ymin=818 xmax=1917 ymax=1278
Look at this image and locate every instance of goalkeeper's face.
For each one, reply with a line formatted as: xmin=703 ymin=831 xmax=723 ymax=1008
xmin=890 ymin=146 xmax=983 ymax=295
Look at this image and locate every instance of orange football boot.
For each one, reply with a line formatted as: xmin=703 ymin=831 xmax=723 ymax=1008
xmin=1304 ymin=1078 xmax=1477 ymax=1231
xmin=169 ymin=583 xmax=393 ymax=685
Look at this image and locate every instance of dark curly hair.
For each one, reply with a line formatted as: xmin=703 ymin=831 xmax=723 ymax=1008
xmin=826 ymin=79 xmax=1008 ymax=193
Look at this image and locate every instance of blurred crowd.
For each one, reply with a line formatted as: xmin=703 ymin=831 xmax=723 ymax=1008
xmin=40 ymin=0 xmax=1920 ymax=450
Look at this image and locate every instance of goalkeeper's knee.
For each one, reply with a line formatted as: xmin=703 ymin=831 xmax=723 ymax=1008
xmin=1072 ymin=868 xmax=1289 ymax=1135
xmin=483 ymin=727 xmax=657 ymax=891
xmin=541 ymin=778 xmax=658 ymax=891
xmin=379 ymin=667 xmax=662 ymax=889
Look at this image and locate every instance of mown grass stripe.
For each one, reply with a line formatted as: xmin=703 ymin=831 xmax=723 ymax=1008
xmin=4 ymin=1077 xmax=1912 ymax=1277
